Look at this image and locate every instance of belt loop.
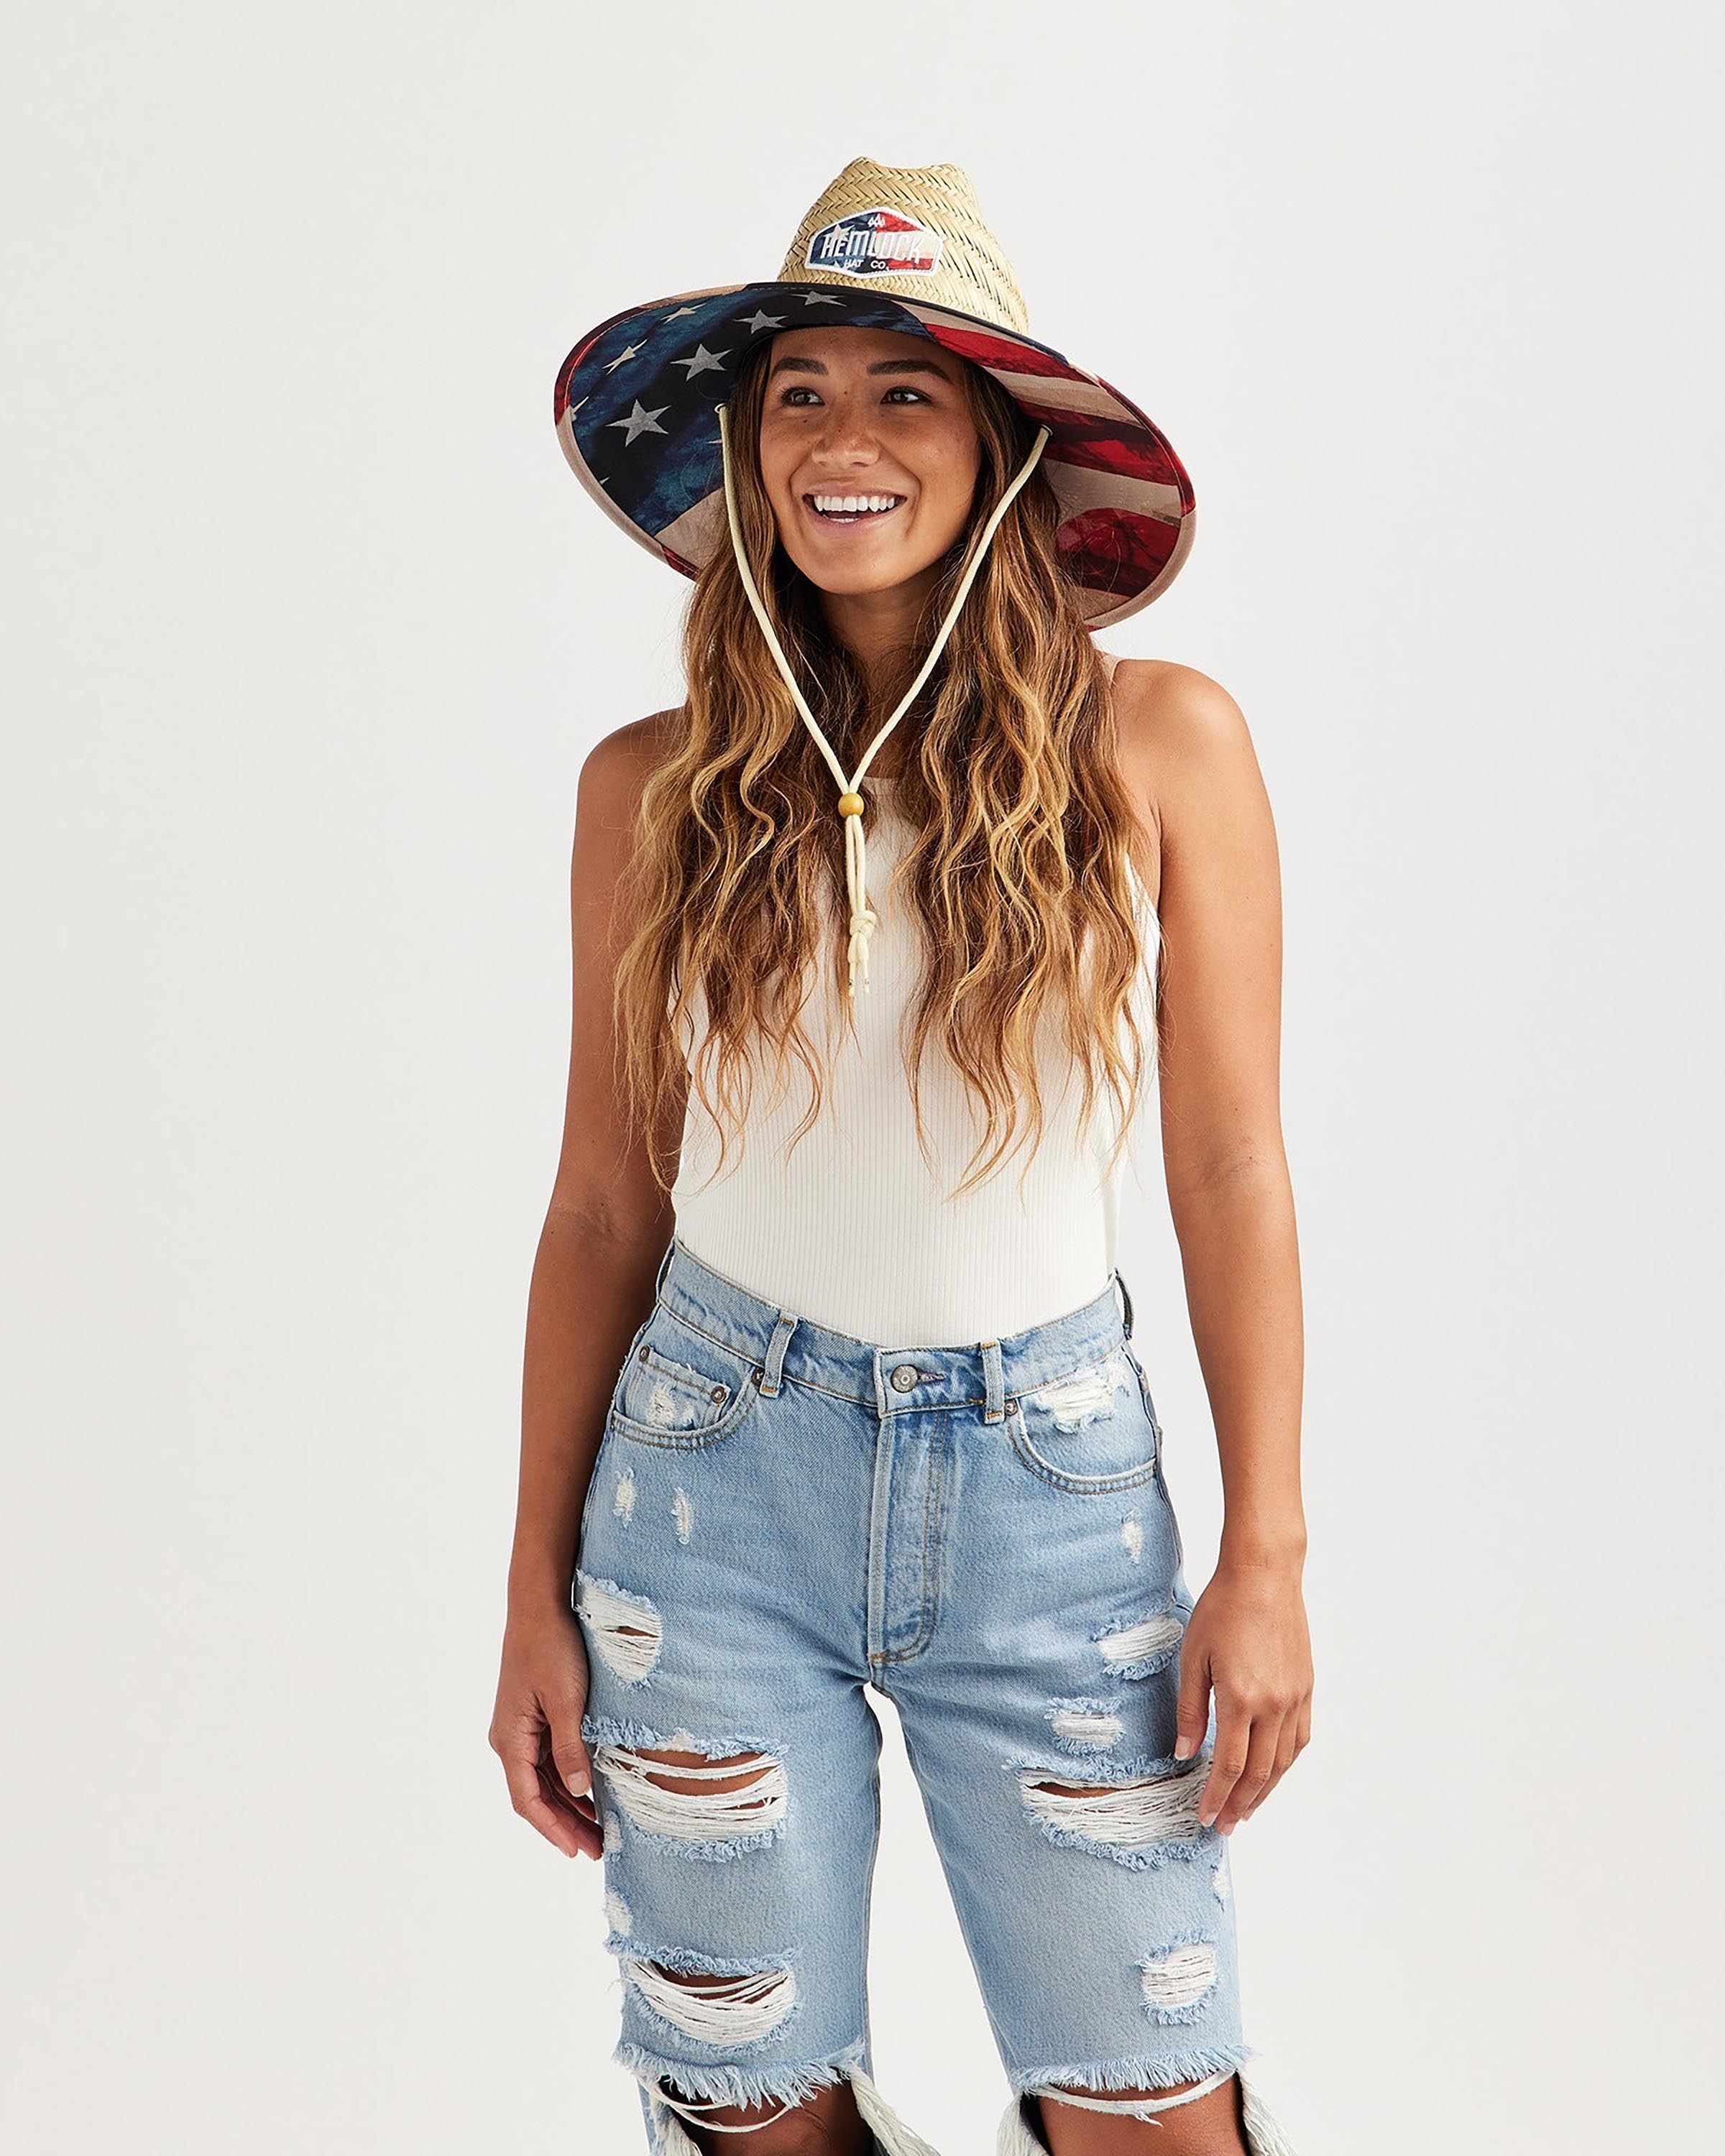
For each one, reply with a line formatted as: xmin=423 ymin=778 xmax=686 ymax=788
xmin=1113 ymin=1265 xmax=1135 ymax=1342
xmin=980 ymin=1340 xmax=1005 ymax=1424
xmin=653 ymin=1237 xmax=676 ymax=1300
xmin=759 ymin=1310 xmax=797 ymax=1397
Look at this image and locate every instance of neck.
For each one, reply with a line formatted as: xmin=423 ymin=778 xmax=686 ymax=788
xmin=817 ymin=564 xmax=945 ymax=702
xmin=817 ymin=567 xmax=947 ymax=786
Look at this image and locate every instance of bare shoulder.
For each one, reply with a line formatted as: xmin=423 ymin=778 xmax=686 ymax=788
xmin=1110 ymin=657 xmax=1269 ymax=839
xmin=578 ymin=707 xmax=684 ymax=825
xmin=1110 ymin=658 xmax=1256 ymax=775
xmin=568 ymin=708 xmax=685 ymax=926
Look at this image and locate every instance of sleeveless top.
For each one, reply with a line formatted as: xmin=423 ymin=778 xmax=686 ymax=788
xmin=668 ymin=650 xmax=1160 ymax=1345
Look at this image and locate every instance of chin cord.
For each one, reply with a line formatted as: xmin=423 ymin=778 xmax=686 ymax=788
xmin=716 ymin=400 xmax=1052 ymax=999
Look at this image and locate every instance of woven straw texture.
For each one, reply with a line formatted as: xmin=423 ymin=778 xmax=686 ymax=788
xmin=775 ymin=157 xmax=1031 ymax=331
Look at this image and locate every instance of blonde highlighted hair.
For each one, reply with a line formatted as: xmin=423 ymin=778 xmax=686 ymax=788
xmin=612 ymin=340 xmax=1159 ymax=1201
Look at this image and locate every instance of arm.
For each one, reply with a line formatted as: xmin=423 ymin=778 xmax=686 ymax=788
xmin=489 ymin=714 xmax=688 ymax=1861
xmin=1117 ymin=660 xmax=1312 ymax=1834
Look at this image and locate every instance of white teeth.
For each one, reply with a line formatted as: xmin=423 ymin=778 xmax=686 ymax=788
xmin=810 ymin=492 xmax=901 ymax=515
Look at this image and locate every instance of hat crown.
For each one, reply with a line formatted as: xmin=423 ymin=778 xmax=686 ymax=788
xmin=775 ymin=157 xmax=1030 ymax=333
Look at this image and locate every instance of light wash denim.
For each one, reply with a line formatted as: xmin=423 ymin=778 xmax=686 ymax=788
xmin=575 ymin=1236 xmax=1291 ymax=2155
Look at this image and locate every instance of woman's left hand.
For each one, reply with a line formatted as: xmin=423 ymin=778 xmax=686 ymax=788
xmin=1173 ymin=1560 xmax=1312 ymax=1833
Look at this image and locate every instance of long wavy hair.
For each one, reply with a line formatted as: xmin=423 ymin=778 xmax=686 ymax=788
xmin=612 ymin=338 xmax=1159 ymax=1203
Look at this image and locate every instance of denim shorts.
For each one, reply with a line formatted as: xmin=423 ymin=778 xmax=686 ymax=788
xmin=574 ymin=1235 xmax=1262 ymax=2154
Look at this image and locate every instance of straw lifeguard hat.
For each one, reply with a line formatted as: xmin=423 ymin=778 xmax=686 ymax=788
xmin=552 ymin=157 xmax=1195 ymax=628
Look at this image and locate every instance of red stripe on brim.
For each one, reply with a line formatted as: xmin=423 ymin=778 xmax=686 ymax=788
xmin=916 ymin=319 xmax=1093 ymax=383
xmin=1057 ymin=508 xmax=1184 ymax=599
xmin=1038 ymin=411 xmax=1192 ymax=497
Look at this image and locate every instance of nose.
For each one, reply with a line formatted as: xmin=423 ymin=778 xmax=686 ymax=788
xmin=809 ymin=400 xmax=882 ymax=471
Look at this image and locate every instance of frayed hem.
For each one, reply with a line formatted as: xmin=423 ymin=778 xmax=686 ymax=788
xmin=618 ymin=2036 xmax=866 ymax=2112
xmin=622 ymin=2042 xmax=947 ymax=2156
xmin=1012 ymin=2039 xmax=1257 ymax=2099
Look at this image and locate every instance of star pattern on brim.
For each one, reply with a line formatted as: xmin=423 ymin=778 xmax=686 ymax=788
xmin=609 ymin=399 xmax=670 ymax=443
xmin=553 ymin=277 xmax=1197 ymax=624
xmin=671 ymin=344 xmax=729 ymax=379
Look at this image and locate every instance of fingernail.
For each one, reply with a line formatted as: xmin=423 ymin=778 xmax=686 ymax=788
xmin=1174 ymin=1735 xmax=1194 ymax=1759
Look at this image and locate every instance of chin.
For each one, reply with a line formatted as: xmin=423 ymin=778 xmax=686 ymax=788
xmin=801 ymin=562 xmax=919 ymax=598
xmin=783 ymin=536 xmax=949 ymax=599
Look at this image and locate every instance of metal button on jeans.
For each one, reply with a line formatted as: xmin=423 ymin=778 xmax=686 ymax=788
xmin=890 ymin=1364 xmax=919 ymax=1392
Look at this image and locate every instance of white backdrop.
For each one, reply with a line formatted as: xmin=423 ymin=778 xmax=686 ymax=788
xmin=4 ymin=5 xmax=1721 ymax=2151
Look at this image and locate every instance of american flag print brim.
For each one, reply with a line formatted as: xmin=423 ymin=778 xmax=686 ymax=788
xmin=553 ymin=280 xmax=1195 ymax=628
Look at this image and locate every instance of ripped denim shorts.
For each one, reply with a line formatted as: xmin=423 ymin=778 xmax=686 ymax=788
xmin=574 ymin=1234 xmax=1272 ymax=2155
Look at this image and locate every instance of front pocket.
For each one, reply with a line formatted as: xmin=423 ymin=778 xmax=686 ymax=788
xmin=608 ymin=1309 xmax=760 ymax=1449
xmin=1007 ymin=1345 xmax=1163 ymax=1494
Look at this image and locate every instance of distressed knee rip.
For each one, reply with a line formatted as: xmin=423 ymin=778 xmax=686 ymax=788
xmin=1046 ymin=1697 xmax=1124 ymax=1751
xmin=1138 ymin=1937 xmax=1220 ymax=2022
xmin=1013 ymin=1756 xmax=1213 ymax=1864
xmin=576 ymin=1572 xmax=663 ymax=1683
xmin=1096 ymin=1606 xmax=1184 ymax=1679
xmin=594 ymin=1734 xmax=788 ymax=1856
xmin=625 ymin=1953 xmax=799 ymax=2045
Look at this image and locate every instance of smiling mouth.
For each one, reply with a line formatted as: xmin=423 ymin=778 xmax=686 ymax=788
xmin=803 ymin=492 xmax=906 ymax=526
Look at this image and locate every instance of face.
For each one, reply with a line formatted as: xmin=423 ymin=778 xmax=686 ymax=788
xmin=755 ymin=326 xmax=983 ymax=602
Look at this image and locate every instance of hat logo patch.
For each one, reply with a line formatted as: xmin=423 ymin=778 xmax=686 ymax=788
xmin=805 ymin=207 xmax=943 ymax=279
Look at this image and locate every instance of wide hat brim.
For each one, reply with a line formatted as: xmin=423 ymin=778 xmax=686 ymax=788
xmin=553 ymin=280 xmax=1195 ymax=629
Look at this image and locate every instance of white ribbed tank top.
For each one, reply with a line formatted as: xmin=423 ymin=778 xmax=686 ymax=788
xmin=668 ymin=650 xmax=1159 ymax=1345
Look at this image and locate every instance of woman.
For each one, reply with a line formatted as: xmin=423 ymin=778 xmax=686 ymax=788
xmin=492 ymin=160 xmax=1310 ymax=2156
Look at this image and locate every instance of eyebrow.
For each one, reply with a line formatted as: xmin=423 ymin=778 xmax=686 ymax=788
xmin=766 ymin=354 xmax=954 ymax=382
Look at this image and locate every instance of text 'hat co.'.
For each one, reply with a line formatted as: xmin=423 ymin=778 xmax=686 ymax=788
xmin=552 ymin=158 xmax=1197 ymax=997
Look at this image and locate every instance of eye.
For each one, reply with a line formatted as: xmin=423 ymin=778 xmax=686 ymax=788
xmin=882 ymin=386 xmax=929 ymax=403
xmin=778 ymin=387 xmax=821 ymax=406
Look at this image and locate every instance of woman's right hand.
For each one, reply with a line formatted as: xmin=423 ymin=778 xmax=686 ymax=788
xmin=489 ymin=1598 xmax=602 ymax=1861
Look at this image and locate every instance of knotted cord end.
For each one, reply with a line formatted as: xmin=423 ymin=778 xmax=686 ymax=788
xmin=841 ymin=793 xmax=879 ymax=998
xmin=846 ymin=905 xmax=880 ymax=998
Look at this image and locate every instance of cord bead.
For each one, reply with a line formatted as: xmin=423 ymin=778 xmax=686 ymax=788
xmin=837 ymin=792 xmax=865 ymax=818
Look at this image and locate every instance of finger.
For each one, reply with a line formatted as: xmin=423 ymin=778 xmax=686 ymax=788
xmin=1214 ymin=1704 xmax=1280 ymax=1832
xmin=539 ymin=1713 xmax=601 ymax=1841
xmin=1172 ymin=1639 xmax=1212 ymax=1763
xmin=497 ymin=1714 xmax=599 ymax=1861
xmin=535 ymin=1741 xmax=604 ymax=1861
xmin=1265 ymin=1710 xmax=1301 ymax=1795
xmin=1197 ymin=1692 xmax=1251 ymax=1829
xmin=548 ymin=1706 xmax=594 ymax=1807
xmin=1235 ymin=1709 xmax=1295 ymax=1824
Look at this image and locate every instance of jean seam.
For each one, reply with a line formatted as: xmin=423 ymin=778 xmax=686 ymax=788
xmin=870 ymin=1432 xmax=944 ymax=1665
